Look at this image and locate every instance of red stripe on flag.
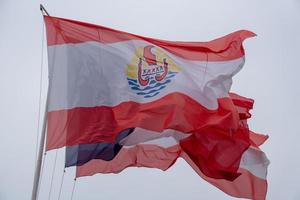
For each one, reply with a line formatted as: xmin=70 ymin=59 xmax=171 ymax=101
xmin=44 ymin=16 xmax=255 ymax=61
xmin=181 ymin=152 xmax=267 ymax=200
xmin=76 ymin=144 xmax=181 ymax=176
xmin=180 ymin=127 xmax=250 ymax=180
xmin=46 ymin=93 xmax=240 ymax=150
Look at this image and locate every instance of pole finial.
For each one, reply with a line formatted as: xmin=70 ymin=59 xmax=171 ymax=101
xmin=40 ymin=4 xmax=50 ymax=16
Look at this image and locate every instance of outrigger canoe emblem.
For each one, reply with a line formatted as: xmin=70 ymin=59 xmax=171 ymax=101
xmin=127 ymin=45 xmax=181 ymax=98
xmin=137 ymin=46 xmax=168 ymax=86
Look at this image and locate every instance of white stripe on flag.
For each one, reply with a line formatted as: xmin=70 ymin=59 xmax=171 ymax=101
xmin=47 ymin=40 xmax=244 ymax=111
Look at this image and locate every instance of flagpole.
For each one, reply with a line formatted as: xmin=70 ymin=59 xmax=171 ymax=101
xmin=31 ymin=89 xmax=49 ymax=200
xmin=31 ymin=5 xmax=50 ymax=200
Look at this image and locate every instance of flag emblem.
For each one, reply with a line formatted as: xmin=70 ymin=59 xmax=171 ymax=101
xmin=127 ymin=45 xmax=181 ymax=98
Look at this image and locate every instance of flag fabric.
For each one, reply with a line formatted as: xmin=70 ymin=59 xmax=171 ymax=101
xmin=44 ymin=16 xmax=255 ymax=149
xmin=44 ymin=15 xmax=268 ymax=198
xmin=77 ymin=139 xmax=268 ymax=200
xmin=75 ymin=93 xmax=269 ymax=200
xmin=70 ymin=93 xmax=257 ymax=169
xmin=65 ymin=128 xmax=134 ymax=167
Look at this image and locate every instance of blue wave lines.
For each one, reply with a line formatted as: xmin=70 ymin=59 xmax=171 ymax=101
xmin=127 ymin=71 xmax=177 ymax=98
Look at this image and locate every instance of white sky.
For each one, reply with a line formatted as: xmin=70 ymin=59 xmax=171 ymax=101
xmin=1 ymin=0 xmax=300 ymax=199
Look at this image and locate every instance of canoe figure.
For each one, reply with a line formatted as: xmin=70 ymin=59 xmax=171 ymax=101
xmin=138 ymin=45 xmax=168 ymax=86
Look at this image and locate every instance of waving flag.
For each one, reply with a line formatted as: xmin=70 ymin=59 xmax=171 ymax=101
xmin=45 ymin=16 xmax=254 ymax=148
xmin=75 ymin=93 xmax=269 ymax=200
xmin=43 ymin=15 xmax=268 ymax=195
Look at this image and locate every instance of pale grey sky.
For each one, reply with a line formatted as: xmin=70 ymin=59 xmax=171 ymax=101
xmin=1 ymin=0 xmax=300 ymax=199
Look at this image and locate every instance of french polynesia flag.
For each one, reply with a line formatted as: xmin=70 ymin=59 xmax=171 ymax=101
xmin=44 ymin=15 xmax=265 ymax=185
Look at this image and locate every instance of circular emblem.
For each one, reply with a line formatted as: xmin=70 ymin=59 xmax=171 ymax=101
xmin=127 ymin=45 xmax=181 ymax=98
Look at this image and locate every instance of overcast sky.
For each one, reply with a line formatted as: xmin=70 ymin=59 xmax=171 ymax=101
xmin=1 ymin=0 xmax=300 ymax=199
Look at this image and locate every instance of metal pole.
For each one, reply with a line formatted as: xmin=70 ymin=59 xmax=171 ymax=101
xmin=31 ymin=6 xmax=50 ymax=199
xmin=31 ymin=89 xmax=49 ymax=200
